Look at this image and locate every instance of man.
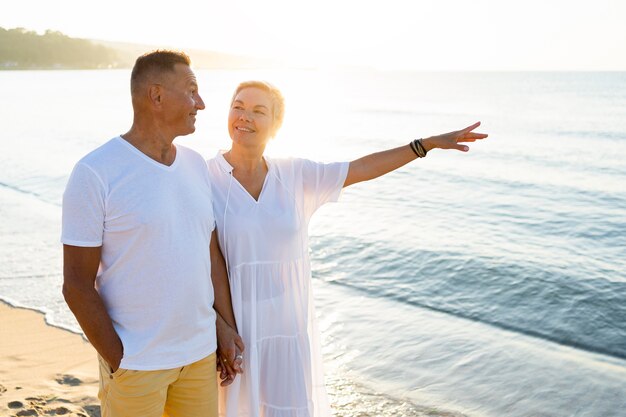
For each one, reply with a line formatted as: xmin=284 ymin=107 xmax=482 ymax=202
xmin=62 ymin=50 xmax=242 ymax=417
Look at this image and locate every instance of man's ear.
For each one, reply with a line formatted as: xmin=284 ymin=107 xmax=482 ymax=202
xmin=149 ymin=84 xmax=163 ymax=107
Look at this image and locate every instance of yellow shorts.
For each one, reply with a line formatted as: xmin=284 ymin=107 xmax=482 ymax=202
xmin=98 ymin=353 xmax=217 ymax=417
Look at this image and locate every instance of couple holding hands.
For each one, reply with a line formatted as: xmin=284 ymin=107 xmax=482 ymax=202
xmin=62 ymin=50 xmax=487 ymax=417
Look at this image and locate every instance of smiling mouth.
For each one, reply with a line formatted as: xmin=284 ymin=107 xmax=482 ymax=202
xmin=236 ymin=127 xmax=255 ymax=133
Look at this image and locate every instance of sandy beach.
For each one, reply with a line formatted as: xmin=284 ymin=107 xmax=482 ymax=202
xmin=0 ymin=301 xmax=99 ymax=417
xmin=0 ymin=299 xmax=465 ymax=417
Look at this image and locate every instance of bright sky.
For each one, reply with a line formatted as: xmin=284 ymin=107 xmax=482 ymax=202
xmin=3 ymin=0 xmax=626 ymax=70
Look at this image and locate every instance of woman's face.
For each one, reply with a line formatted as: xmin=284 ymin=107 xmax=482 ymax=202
xmin=228 ymin=87 xmax=274 ymax=147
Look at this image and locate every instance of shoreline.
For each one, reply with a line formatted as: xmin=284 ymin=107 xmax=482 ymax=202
xmin=0 ymin=299 xmax=464 ymax=417
xmin=0 ymin=298 xmax=85 ymax=338
xmin=0 ymin=301 xmax=99 ymax=417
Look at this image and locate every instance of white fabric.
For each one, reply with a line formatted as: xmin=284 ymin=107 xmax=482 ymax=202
xmin=208 ymin=152 xmax=349 ymax=417
xmin=62 ymin=136 xmax=217 ymax=370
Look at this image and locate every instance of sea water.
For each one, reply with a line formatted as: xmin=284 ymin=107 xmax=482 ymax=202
xmin=1 ymin=69 xmax=625 ymax=417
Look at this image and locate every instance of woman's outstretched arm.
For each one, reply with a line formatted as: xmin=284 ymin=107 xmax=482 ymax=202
xmin=344 ymin=121 xmax=488 ymax=187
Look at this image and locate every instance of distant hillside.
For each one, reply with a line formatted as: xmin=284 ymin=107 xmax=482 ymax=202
xmin=94 ymin=39 xmax=280 ymax=70
xmin=0 ymin=27 xmax=122 ymax=69
xmin=0 ymin=27 xmax=280 ymax=70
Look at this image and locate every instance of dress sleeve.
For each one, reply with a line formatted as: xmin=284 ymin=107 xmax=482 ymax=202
xmin=61 ymin=163 xmax=106 ymax=247
xmin=300 ymin=159 xmax=349 ymax=219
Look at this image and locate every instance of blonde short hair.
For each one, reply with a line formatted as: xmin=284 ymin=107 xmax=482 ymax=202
xmin=231 ymin=81 xmax=285 ymax=137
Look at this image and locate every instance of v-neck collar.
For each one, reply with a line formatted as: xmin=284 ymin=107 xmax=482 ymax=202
xmin=116 ymin=136 xmax=180 ymax=171
xmin=215 ymin=150 xmax=272 ymax=204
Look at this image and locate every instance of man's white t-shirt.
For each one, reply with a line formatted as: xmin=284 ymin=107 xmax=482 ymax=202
xmin=62 ymin=136 xmax=217 ymax=370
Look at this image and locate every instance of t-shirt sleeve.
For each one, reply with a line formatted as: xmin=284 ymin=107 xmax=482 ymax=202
xmin=61 ymin=163 xmax=106 ymax=247
xmin=300 ymin=159 xmax=349 ymax=218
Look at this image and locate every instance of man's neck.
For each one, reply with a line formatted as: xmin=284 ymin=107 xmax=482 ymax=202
xmin=121 ymin=125 xmax=177 ymax=166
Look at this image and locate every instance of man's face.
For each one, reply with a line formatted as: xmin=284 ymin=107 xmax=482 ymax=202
xmin=160 ymin=63 xmax=205 ymax=137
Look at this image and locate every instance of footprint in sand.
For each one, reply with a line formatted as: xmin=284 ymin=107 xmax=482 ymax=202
xmin=54 ymin=375 xmax=82 ymax=387
xmin=42 ymin=406 xmax=71 ymax=415
xmin=5 ymin=393 xmax=98 ymax=417
xmin=81 ymin=404 xmax=101 ymax=417
xmin=8 ymin=400 xmax=24 ymax=409
xmin=16 ymin=409 xmax=39 ymax=416
xmin=25 ymin=396 xmax=48 ymax=407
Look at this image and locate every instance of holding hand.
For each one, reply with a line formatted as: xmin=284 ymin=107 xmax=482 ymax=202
xmin=216 ymin=313 xmax=245 ymax=386
xmin=217 ymin=350 xmax=243 ymax=386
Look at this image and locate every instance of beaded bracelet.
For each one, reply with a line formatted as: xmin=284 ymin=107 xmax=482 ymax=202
xmin=409 ymin=139 xmax=427 ymax=158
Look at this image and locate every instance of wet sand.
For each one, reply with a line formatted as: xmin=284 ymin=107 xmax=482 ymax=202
xmin=0 ymin=301 xmax=100 ymax=416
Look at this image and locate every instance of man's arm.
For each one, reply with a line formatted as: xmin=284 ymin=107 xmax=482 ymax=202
xmin=210 ymin=230 xmax=237 ymax=329
xmin=210 ymin=230 xmax=244 ymax=384
xmin=62 ymin=244 xmax=123 ymax=371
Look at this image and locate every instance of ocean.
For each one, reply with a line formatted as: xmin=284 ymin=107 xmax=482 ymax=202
xmin=1 ymin=69 xmax=625 ymax=417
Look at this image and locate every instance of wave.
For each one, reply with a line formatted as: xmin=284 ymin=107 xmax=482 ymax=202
xmin=436 ymin=170 xmax=626 ymax=208
xmin=323 ymin=277 xmax=626 ymax=362
xmin=0 ymin=180 xmax=61 ymax=206
xmin=0 ymin=273 xmax=59 ymax=280
xmin=310 ymin=236 xmax=626 ymax=362
xmin=0 ymin=298 xmax=84 ymax=337
xmin=551 ymin=129 xmax=626 ymax=141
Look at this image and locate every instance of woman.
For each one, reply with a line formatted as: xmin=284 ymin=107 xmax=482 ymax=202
xmin=208 ymin=81 xmax=487 ymax=417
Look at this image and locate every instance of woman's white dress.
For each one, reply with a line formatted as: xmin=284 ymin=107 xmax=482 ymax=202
xmin=207 ymin=152 xmax=348 ymax=417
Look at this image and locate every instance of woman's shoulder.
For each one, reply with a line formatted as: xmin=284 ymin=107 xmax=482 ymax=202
xmin=267 ymin=156 xmax=319 ymax=171
xmin=206 ymin=151 xmax=232 ymax=174
xmin=267 ymin=156 xmax=312 ymax=179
